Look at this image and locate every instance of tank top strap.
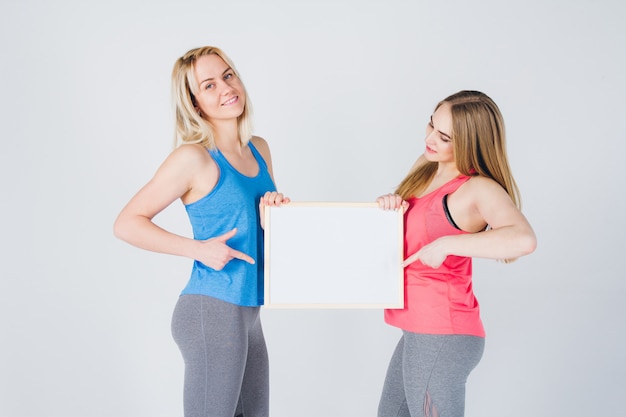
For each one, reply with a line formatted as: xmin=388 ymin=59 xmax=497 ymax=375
xmin=207 ymin=141 xmax=268 ymax=174
xmin=248 ymin=141 xmax=269 ymax=171
xmin=437 ymin=174 xmax=472 ymax=196
xmin=207 ymin=147 xmax=227 ymax=168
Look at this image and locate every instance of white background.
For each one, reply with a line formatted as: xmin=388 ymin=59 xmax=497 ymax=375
xmin=1 ymin=1 xmax=624 ymax=416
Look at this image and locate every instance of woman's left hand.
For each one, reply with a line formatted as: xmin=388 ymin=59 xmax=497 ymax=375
xmin=261 ymin=191 xmax=290 ymax=207
xmin=259 ymin=191 xmax=290 ymax=229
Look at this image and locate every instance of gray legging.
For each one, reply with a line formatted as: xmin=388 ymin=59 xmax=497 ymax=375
xmin=171 ymin=294 xmax=269 ymax=417
xmin=378 ymin=331 xmax=484 ymax=417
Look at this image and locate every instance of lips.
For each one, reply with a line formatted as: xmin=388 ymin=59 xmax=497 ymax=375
xmin=221 ymin=96 xmax=239 ymax=106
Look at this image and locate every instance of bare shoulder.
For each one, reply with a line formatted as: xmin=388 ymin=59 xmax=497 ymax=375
xmin=153 ymin=144 xmax=216 ymax=188
xmin=163 ymin=144 xmax=219 ymax=204
xmin=454 ymin=175 xmax=515 ymax=214
xmin=249 ymin=135 xmax=275 ymax=179
xmin=167 ymin=143 xmax=212 ymax=166
xmin=462 ymin=175 xmax=508 ymax=197
xmin=250 ymin=135 xmax=270 ymax=153
xmin=250 ymin=135 xmax=273 ymax=162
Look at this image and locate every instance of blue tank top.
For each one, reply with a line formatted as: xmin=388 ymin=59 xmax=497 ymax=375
xmin=180 ymin=142 xmax=276 ymax=306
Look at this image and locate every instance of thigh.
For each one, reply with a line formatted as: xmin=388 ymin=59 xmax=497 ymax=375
xmin=378 ymin=335 xmax=411 ymax=417
xmin=403 ymin=333 xmax=484 ymax=417
xmin=238 ymin=310 xmax=269 ymax=417
xmin=171 ymin=295 xmax=254 ymax=417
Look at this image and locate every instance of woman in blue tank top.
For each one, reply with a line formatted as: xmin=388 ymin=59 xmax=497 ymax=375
xmin=114 ymin=46 xmax=289 ymax=417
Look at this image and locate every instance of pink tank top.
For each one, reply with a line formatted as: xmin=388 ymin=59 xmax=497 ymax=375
xmin=384 ymin=175 xmax=485 ymax=337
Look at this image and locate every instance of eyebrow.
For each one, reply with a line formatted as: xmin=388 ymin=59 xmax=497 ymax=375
xmin=430 ymin=115 xmax=451 ymax=140
xmin=199 ymin=67 xmax=233 ymax=85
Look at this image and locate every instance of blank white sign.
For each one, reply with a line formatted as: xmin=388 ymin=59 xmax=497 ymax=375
xmin=264 ymin=202 xmax=404 ymax=308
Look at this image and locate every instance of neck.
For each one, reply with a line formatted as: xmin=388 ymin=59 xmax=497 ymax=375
xmin=212 ymin=119 xmax=242 ymax=152
xmin=435 ymin=161 xmax=460 ymax=179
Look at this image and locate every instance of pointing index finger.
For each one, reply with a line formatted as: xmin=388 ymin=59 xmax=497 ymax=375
xmin=231 ymin=250 xmax=255 ymax=265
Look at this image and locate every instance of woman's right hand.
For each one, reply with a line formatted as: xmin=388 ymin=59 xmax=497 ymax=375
xmin=376 ymin=194 xmax=408 ymax=211
xmin=196 ymin=228 xmax=255 ymax=270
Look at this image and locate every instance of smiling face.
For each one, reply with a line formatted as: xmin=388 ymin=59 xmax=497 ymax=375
xmin=423 ymin=102 xmax=455 ymax=165
xmin=192 ymin=54 xmax=246 ymax=122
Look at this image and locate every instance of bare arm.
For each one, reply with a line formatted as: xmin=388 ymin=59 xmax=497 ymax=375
xmin=405 ymin=177 xmax=537 ymax=268
xmin=113 ymin=145 xmax=254 ymax=269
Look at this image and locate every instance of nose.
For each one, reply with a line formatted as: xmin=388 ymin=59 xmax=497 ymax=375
xmin=424 ymin=129 xmax=436 ymax=145
xmin=218 ymin=80 xmax=235 ymax=96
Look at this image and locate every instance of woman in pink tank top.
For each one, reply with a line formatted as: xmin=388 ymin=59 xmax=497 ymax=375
xmin=376 ymin=91 xmax=536 ymax=417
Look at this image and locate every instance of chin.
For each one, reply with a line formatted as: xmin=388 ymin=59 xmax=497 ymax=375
xmin=423 ymin=152 xmax=437 ymax=162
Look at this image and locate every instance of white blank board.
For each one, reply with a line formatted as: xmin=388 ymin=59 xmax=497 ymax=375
xmin=264 ymin=202 xmax=404 ymax=308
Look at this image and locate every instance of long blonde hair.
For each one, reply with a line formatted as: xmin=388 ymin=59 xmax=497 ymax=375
xmin=396 ymin=90 xmax=520 ymax=209
xmin=171 ymin=46 xmax=253 ymax=149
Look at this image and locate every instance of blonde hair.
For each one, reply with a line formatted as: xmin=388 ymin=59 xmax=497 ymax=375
xmin=171 ymin=46 xmax=253 ymax=149
xmin=396 ymin=90 xmax=520 ymax=209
